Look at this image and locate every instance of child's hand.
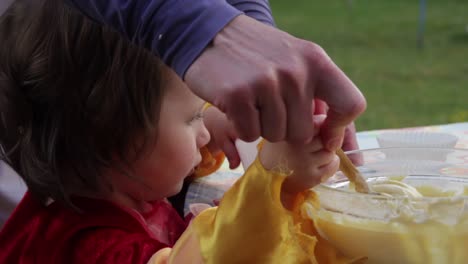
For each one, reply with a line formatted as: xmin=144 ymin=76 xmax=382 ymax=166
xmin=203 ymin=106 xmax=240 ymax=169
xmin=259 ymin=115 xmax=339 ymax=209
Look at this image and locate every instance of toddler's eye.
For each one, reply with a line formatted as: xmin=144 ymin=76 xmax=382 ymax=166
xmin=190 ymin=112 xmax=204 ymax=122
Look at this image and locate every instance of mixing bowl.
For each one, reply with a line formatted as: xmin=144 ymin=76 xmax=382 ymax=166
xmin=307 ymin=147 xmax=468 ymax=264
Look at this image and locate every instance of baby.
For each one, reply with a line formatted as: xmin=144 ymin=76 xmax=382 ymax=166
xmin=0 ymin=0 xmax=357 ymax=263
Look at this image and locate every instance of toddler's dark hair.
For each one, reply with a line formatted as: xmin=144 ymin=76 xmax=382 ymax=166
xmin=0 ymin=0 xmax=165 ymax=207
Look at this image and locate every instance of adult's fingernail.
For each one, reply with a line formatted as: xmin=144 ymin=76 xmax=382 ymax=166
xmin=326 ymin=137 xmax=342 ymax=151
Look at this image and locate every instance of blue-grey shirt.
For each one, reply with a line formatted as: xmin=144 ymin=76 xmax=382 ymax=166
xmin=65 ymin=0 xmax=274 ymax=78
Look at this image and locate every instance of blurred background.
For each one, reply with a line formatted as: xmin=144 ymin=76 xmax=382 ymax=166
xmin=270 ymin=0 xmax=468 ymax=131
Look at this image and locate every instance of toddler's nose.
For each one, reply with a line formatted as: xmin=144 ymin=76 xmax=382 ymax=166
xmin=197 ymin=123 xmax=210 ymax=148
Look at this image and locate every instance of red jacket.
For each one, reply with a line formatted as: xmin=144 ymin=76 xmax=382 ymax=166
xmin=0 ymin=192 xmax=187 ymax=264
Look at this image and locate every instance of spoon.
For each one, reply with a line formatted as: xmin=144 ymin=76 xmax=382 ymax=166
xmin=336 ymin=149 xmax=423 ymax=198
xmin=336 ymin=149 xmax=372 ymax=194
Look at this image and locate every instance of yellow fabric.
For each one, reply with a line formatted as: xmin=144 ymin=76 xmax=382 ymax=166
xmin=147 ymin=225 xmax=204 ymax=264
xmin=167 ymin=224 xmax=204 ymax=264
xmin=190 ymin=156 xmax=359 ymax=264
xmin=147 ymin=248 xmax=171 ymax=264
xmin=151 ymin=134 xmax=364 ymax=263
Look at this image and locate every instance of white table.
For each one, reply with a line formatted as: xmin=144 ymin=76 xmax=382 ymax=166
xmin=2 ymin=122 xmax=468 ymax=227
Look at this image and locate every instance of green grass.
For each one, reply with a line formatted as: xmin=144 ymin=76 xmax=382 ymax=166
xmin=270 ymin=0 xmax=468 ymax=130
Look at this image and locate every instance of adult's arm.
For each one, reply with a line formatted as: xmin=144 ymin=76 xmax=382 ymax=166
xmin=227 ymin=0 xmax=275 ymax=26
xmin=66 ymin=0 xmax=366 ymax=148
xmin=0 ymin=0 xmax=13 ymax=15
xmin=65 ymin=0 xmax=274 ymax=77
xmin=222 ymin=1 xmax=361 ymax=150
xmin=185 ymin=14 xmax=366 ymax=146
xmin=65 ymin=0 xmax=242 ymax=77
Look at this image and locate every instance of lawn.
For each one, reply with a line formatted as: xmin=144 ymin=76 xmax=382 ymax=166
xmin=270 ymin=0 xmax=468 ymax=131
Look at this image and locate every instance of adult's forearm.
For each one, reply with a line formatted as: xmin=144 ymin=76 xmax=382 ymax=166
xmin=0 ymin=0 xmax=13 ymax=15
xmin=65 ymin=0 xmax=275 ymax=78
xmin=65 ymin=0 xmax=241 ymax=77
xmin=227 ymin=0 xmax=275 ymax=26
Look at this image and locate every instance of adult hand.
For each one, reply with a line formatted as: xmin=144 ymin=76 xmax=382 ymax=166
xmin=203 ymin=106 xmax=240 ymax=169
xmin=315 ymin=98 xmax=363 ymax=165
xmin=185 ymin=15 xmax=366 ymax=151
xmin=314 ymin=99 xmax=360 ymax=152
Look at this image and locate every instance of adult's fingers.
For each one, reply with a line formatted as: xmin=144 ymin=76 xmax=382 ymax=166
xmin=341 ymin=122 xmax=364 ymax=166
xmin=313 ymin=99 xmax=328 ymax=115
xmin=258 ymin=89 xmax=287 ymax=142
xmin=224 ymin=90 xmax=261 ymax=142
xmin=341 ymin=122 xmax=359 ymax=152
xmin=222 ymin=138 xmax=241 ymax=169
xmin=312 ymin=114 xmax=327 ymax=136
xmin=285 ymin=92 xmax=314 ymax=144
xmin=313 ymin=53 xmax=366 ymax=151
xmin=186 ymin=15 xmax=365 ymax=146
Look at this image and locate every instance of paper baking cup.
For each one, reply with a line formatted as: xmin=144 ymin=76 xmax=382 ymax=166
xmin=377 ymin=131 xmax=459 ymax=161
xmin=377 ymin=131 xmax=458 ymax=148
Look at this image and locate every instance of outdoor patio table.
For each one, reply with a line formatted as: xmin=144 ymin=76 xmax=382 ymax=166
xmin=1 ymin=122 xmax=468 ymax=226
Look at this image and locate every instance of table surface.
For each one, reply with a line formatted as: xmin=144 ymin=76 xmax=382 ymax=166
xmin=185 ymin=122 xmax=468 ymax=214
xmin=2 ymin=122 xmax=468 ymax=224
xmin=218 ymin=122 xmax=468 ymax=173
xmin=355 ymin=122 xmax=468 ymax=150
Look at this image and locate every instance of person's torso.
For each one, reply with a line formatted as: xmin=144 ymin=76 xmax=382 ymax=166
xmin=0 ymin=192 xmax=187 ymax=263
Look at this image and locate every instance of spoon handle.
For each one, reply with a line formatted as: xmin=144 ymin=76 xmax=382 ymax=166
xmin=336 ymin=149 xmax=371 ymax=194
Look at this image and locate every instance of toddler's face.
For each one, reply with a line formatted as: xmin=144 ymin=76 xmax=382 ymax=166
xmin=107 ymin=66 xmax=210 ymax=209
